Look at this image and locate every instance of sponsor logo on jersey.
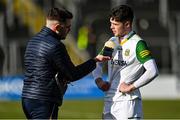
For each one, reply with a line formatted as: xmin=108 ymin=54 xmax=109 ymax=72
xmin=111 ymin=59 xmax=127 ymax=66
xmin=125 ymin=49 xmax=130 ymax=56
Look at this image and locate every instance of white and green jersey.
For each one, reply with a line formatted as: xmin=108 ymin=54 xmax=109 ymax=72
xmin=93 ymin=31 xmax=156 ymax=101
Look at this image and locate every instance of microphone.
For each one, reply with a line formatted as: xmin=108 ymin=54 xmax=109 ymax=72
xmin=102 ymin=40 xmax=115 ymax=57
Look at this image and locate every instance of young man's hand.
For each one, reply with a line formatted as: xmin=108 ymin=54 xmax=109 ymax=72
xmin=119 ymin=82 xmax=136 ymax=93
xmin=95 ymin=78 xmax=111 ymax=91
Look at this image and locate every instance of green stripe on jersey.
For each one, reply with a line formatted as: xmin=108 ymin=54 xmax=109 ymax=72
xmin=136 ymin=40 xmax=152 ymax=63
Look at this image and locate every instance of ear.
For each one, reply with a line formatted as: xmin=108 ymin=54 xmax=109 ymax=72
xmin=52 ymin=24 xmax=60 ymax=31
xmin=124 ymin=21 xmax=131 ymax=28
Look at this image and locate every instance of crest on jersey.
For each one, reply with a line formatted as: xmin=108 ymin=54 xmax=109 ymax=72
xmin=125 ymin=49 xmax=130 ymax=56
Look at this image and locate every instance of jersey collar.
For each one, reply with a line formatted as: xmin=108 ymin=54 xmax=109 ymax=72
xmin=120 ymin=31 xmax=136 ymax=46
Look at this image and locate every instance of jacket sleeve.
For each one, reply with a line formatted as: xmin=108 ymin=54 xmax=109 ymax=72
xmin=52 ymin=42 xmax=96 ymax=82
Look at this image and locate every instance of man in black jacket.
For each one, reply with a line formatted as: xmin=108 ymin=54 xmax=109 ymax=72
xmin=22 ymin=7 xmax=110 ymax=119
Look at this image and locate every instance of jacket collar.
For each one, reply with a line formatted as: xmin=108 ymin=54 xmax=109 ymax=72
xmin=40 ymin=26 xmax=62 ymax=40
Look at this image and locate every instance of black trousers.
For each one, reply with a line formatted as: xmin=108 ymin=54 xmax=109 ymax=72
xmin=22 ymin=98 xmax=59 ymax=119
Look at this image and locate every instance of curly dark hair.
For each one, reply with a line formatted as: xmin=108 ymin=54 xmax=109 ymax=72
xmin=110 ymin=5 xmax=134 ymax=23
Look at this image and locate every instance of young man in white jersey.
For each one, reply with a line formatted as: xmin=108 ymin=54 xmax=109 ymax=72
xmin=92 ymin=5 xmax=159 ymax=120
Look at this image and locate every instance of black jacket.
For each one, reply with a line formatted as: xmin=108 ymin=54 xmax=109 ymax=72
xmin=22 ymin=26 xmax=96 ymax=103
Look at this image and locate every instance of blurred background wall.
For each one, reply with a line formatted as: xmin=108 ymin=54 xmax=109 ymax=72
xmin=0 ymin=0 xmax=180 ymax=99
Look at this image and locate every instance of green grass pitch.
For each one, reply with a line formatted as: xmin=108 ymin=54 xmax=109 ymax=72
xmin=0 ymin=99 xmax=180 ymax=119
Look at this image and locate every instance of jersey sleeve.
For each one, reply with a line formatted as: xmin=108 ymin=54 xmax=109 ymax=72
xmin=92 ymin=62 xmax=103 ymax=79
xmin=136 ymin=40 xmax=153 ymax=64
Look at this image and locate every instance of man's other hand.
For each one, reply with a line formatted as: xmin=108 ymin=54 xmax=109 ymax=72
xmin=95 ymin=78 xmax=110 ymax=91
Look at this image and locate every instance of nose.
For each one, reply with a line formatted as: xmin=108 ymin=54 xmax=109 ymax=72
xmin=110 ymin=24 xmax=114 ymax=30
xmin=66 ymin=27 xmax=71 ymax=33
xmin=67 ymin=28 xmax=71 ymax=33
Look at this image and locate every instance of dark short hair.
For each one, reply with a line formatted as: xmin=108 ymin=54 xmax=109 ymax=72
xmin=46 ymin=7 xmax=73 ymax=23
xmin=110 ymin=5 xmax=134 ymax=23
